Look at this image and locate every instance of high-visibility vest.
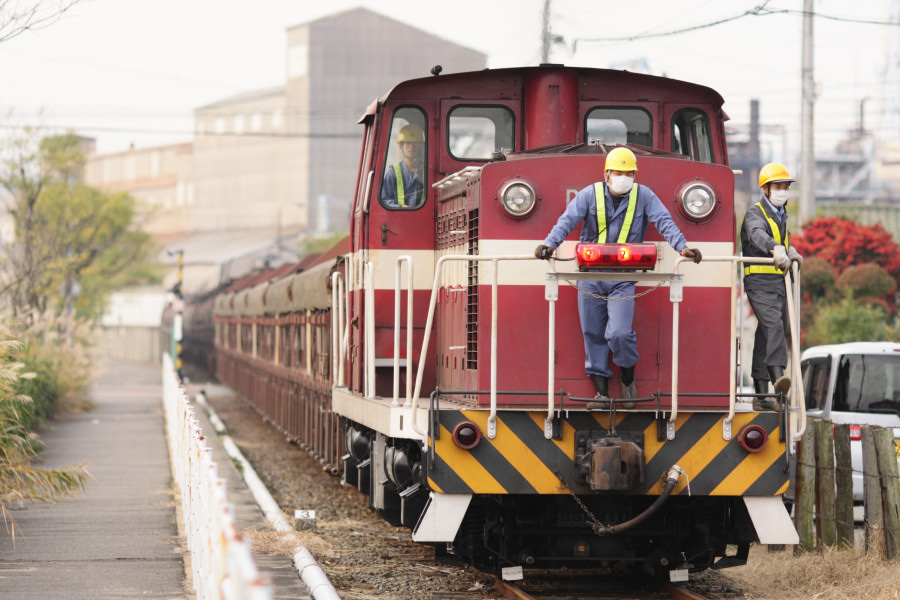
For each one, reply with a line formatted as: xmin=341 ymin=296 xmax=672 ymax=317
xmin=744 ymin=202 xmax=789 ymax=275
xmin=593 ymin=182 xmax=638 ymax=243
xmin=393 ymin=163 xmax=420 ymax=207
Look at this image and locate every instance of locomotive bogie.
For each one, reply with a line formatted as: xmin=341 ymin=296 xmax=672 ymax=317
xmin=448 ymin=493 xmax=757 ymax=572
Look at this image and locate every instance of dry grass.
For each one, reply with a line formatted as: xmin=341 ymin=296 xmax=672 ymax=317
xmin=245 ymin=527 xmax=333 ymax=559
xmin=725 ymin=544 xmax=900 ymax=599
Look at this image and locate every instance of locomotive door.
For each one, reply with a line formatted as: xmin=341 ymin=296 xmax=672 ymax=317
xmin=349 ymin=116 xmax=376 ymax=394
xmin=356 ymin=105 xmax=438 ymax=399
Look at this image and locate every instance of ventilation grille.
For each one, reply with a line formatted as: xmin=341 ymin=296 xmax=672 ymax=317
xmin=466 ymin=209 xmax=479 ymax=370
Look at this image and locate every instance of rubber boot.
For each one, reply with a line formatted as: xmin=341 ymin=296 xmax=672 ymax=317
xmin=752 ymin=378 xmax=776 ymax=411
xmin=768 ymin=366 xmax=791 ymax=398
xmin=587 ymin=375 xmax=610 ymax=410
xmin=620 ymin=366 xmax=637 ymax=408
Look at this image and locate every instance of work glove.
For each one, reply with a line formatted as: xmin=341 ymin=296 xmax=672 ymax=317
xmin=681 ymin=247 xmax=702 ymax=263
xmin=534 ymin=244 xmax=553 ymax=260
xmin=771 ymin=245 xmax=791 ymax=272
xmin=787 ymin=246 xmax=804 ymax=268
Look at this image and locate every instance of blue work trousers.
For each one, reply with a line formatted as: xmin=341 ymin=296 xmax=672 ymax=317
xmin=577 ymin=280 xmax=639 ymax=377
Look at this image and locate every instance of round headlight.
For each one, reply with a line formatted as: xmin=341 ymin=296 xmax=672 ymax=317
xmin=680 ymin=182 xmax=716 ymax=220
xmin=500 ymin=181 xmax=536 ymax=217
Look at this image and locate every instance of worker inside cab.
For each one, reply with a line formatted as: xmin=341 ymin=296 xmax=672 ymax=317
xmin=381 ymin=118 xmax=426 ymax=209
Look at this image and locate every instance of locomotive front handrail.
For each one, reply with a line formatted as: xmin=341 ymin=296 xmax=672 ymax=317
xmin=404 ymin=252 xmax=803 ymax=445
xmin=544 ymin=268 xmax=684 ymax=440
xmin=673 ymin=256 xmax=805 ymax=445
xmin=412 ymin=254 xmax=535 ymax=440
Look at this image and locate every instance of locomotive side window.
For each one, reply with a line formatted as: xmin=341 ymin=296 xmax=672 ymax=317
xmin=380 ymin=107 xmax=428 ymax=210
xmin=672 ymin=108 xmax=714 ymax=163
xmin=585 ymin=108 xmax=652 ymax=147
xmin=447 ymin=106 xmax=514 ymax=161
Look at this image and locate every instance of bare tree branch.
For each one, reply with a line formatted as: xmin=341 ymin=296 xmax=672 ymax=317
xmin=0 ymin=0 xmax=80 ymax=44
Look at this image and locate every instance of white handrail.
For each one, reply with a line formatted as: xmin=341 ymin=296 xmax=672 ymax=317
xmin=673 ymin=255 xmax=804 ymax=443
xmin=393 ymin=256 xmax=414 ymax=406
xmin=365 ymin=261 xmax=375 ymax=399
xmin=431 ymin=166 xmax=481 ymax=189
xmin=411 ymin=254 xmax=534 ymax=440
xmin=331 ymin=270 xmax=346 ymax=387
xmin=341 ymin=253 xmax=352 ymax=386
xmin=786 ymin=261 xmax=806 ymax=441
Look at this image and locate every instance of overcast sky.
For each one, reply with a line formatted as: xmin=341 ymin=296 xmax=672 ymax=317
xmin=1 ymin=0 xmax=895 ymax=165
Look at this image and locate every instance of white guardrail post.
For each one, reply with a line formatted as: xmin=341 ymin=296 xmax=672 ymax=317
xmin=162 ymin=353 xmax=273 ymax=600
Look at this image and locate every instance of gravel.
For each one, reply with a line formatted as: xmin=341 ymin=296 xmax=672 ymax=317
xmin=194 ymin=380 xmax=495 ymax=600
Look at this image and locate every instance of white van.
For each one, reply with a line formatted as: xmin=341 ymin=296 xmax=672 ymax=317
xmin=800 ymin=342 xmax=900 ymax=502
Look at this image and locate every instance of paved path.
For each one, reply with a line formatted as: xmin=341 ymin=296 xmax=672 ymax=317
xmin=0 ymin=360 xmax=313 ymax=599
xmin=0 ymin=361 xmax=185 ymax=599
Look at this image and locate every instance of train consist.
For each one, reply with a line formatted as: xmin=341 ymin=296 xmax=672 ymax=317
xmin=185 ymin=65 xmax=803 ymax=577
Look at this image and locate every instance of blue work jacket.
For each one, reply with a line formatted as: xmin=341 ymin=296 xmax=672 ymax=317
xmin=543 ymin=182 xmax=687 ymax=252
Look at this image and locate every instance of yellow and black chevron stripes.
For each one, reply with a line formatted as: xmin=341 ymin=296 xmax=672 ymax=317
xmin=427 ymin=409 xmax=790 ymax=497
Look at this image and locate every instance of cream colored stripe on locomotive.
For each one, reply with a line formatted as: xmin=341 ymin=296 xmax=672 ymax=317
xmin=361 ymin=241 xmax=734 ymax=291
xmin=365 ymin=249 xmax=436 ymax=291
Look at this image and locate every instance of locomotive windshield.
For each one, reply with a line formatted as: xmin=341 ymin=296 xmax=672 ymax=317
xmin=447 ymin=105 xmax=515 ymax=161
xmin=585 ymin=107 xmax=652 ymax=147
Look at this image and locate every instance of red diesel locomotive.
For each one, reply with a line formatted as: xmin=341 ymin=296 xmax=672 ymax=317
xmin=208 ymin=65 xmax=802 ymax=577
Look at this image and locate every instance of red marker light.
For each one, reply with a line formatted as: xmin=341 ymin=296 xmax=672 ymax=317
xmin=738 ymin=424 xmax=769 ymax=453
xmin=452 ymin=422 xmax=482 ymax=450
xmin=575 ymin=243 xmax=657 ymax=271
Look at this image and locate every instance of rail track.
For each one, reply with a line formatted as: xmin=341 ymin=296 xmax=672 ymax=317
xmin=486 ymin=570 xmax=724 ymax=600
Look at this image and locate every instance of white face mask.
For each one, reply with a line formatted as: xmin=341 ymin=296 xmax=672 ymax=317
xmin=768 ymin=189 xmax=789 ymax=207
xmin=609 ymin=175 xmax=634 ymax=196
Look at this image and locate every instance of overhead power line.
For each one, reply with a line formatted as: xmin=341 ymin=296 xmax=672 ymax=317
xmin=573 ymin=2 xmax=899 ymax=47
xmin=0 ymin=123 xmax=360 ymax=139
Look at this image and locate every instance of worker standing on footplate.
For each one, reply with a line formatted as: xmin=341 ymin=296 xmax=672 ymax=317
xmin=740 ymin=162 xmax=803 ymax=410
xmin=535 ymin=148 xmax=700 ymax=408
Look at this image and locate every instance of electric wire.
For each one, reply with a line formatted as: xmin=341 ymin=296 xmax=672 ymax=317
xmin=573 ymin=2 xmax=900 ymax=46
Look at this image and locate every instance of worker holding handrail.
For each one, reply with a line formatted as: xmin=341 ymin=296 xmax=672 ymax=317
xmin=740 ymin=162 xmax=804 ymax=410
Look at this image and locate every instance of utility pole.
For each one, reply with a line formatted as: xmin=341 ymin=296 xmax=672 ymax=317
xmin=799 ymin=0 xmax=816 ymax=225
xmin=541 ymin=0 xmax=552 ymax=63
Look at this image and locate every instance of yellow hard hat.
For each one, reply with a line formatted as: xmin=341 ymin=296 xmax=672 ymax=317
xmin=758 ymin=163 xmax=794 ymax=188
xmin=605 ymin=147 xmax=638 ymax=172
xmin=397 ymin=124 xmax=425 ymax=143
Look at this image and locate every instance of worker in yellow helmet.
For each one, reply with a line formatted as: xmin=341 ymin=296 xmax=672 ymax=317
xmin=381 ymin=123 xmax=426 ymax=208
xmin=535 ymin=147 xmax=701 ymax=409
xmin=740 ymin=162 xmax=804 ymax=410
